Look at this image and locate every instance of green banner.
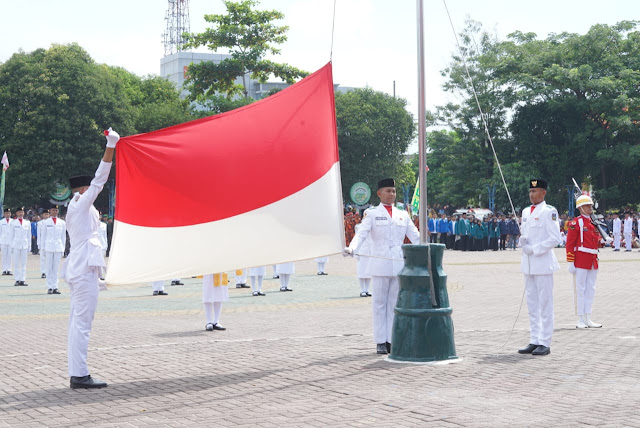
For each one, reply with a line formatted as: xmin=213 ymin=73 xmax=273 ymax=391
xmin=410 ymin=177 xmax=419 ymax=214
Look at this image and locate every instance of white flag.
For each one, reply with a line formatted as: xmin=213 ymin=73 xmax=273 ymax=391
xmin=1 ymin=152 xmax=9 ymax=171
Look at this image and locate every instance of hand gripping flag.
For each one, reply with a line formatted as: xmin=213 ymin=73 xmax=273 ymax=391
xmin=106 ymin=63 xmax=344 ymax=285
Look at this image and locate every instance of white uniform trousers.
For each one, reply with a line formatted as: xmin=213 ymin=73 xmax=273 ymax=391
xmin=524 ymin=274 xmax=554 ymax=347
xmin=371 ymin=276 xmax=399 ymax=344
xmin=67 ymin=269 xmax=100 ymax=377
xmin=45 ymin=251 xmax=62 ymax=290
xmin=12 ymin=248 xmax=28 ymax=281
xmin=152 ymin=281 xmax=165 ymax=292
xmin=235 ymin=270 xmax=247 ymax=285
xmin=1 ymin=244 xmax=12 ymax=272
xmin=40 ymin=251 xmax=47 ymax=274
xmin=613 ymin=233 xmax=621 ymax=250
xmin=625 ymin=233 xmax=633 ymax=250
xmin=575 ymin=268 xmax=598 ymax=315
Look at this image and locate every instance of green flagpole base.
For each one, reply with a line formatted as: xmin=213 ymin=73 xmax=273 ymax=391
xmin=388 ymin=244 xmax=458 ymax=363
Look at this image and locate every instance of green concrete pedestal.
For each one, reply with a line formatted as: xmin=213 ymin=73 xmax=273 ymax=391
xmin=388 ymin=244 xmax=458 ymax=363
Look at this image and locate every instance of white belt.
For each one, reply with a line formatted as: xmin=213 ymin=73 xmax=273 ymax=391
xmin=577 ymin=246 xmax=598 ymax=255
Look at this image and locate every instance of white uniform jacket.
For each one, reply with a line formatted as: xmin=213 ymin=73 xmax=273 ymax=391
xmin=623 ymin=217 xmax=633 ymax=235
xmin=41 ymin=217 xmax=67 ymax=253
xmin=519 ymin=201 xmax=562 ymax=275
xmin=61 ymin=161 xmax=110 ymax=282
xmin=612 ymin=218 xmax=621 ymax=234
xmin=9 ymin=218 xmax=31 ymax=251
xmin=348 ymin=204 xmax=420 ymax=276
xmin=0 ymin=218 xmax=11 ymax=245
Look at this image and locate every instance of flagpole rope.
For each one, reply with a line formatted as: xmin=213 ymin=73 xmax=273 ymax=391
xmin=441 ymin=0 xmax=525 ymax=352
xmin=441 ymin=0 xmax=516 ymax=219
xmin=330 ymin=0 xmax=337 ymax=62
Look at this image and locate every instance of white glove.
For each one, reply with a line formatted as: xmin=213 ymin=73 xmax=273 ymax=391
xmin=104 ymin=127 xmax=120 ymax=148
xmin=522 ymin=245 xmax=533 ymax=255
xmin=567 ymin=262 xmax=576 ymax=274
xmin=98 ymin=279 xmax=108 ymax=291
xmin=519 ymin=236 xmax=527 ymax=246
xmin=343 ymin=247 xmax=354 ymax=257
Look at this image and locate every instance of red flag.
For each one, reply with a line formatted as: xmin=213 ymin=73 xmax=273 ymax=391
xmin=106 ymin=63 xmax=343 ymax=285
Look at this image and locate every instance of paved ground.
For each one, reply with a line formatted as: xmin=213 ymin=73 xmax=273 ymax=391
xmin=1 ymin=248 xmax=639 ymax=427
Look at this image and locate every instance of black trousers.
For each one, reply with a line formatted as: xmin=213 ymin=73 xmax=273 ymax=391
xmin=499 ymin=234 xmax=507 ymax=250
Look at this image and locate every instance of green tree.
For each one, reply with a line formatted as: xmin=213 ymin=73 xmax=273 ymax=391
xmin=0 ymin=44 xmax=191 ymax=207
xmin=336 ymin=88 xmax=416 ymax=205
xmin=183 ymin=0 xmax=308 ymax=111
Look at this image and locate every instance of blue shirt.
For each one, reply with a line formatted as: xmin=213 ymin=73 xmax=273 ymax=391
xmin=31 ymin=221 xmax=38 ymax=237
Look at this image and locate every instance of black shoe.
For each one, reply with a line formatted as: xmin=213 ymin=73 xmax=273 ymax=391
xmin=70 ymin=375 xmax=107 ymax=389
xmin=253 ymin=291 xmax=259 ymax=296
xmin=386 ymin=342 xmax=391 ymax=354
xmin=283 ymin=287 xmax=293 ymax=292
xmin=532 ymin=345 xmax=550 ymax=356
xmin=273 ymin=275 xmax=279 ymax=279
xmin=366 ymin=292 xmax=372 ymax=297
xmin=257 ymin=291 xmax=266 ymax=296
xmin=157 ymin=291 xmax=168 ymax=295
xmin=52 ymin=289 xmax=61 ymax=295
xmin=376 ymin=343 xmax=387 ymax=354
xmin=518 ymin=343 xmax=538 ymax=354
xmin=14 ymin=281 xmax=20 ymax=286
xmin=153 ymin=291 xmax=159 ymax=296
xmin=211 ymin=323 xmax=226 ymax=331
xmin=171 ymin=280 xmax=184 ymax=286
xmin=41 ymin=273 xmax=46 ymax=278
xmin=360 ymin=292 xmax=368 ymax=297
xmin=237 ymin=283 xmax=250 ymax=288
xmin=1 ymin=271 xmax=6 ymax=275
xmin=47 ymin=289 xmax=53 ymax=294
xmin=19 ymin=281 xmax=27 ymax=286
xmin=6 ymin=271 xmax=11 ymax=275
xmin=236 ymin=284 xmax=243 ymax=288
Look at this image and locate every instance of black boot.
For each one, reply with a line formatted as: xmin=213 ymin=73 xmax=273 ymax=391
xmin=70 ymin=375 xmax=108 ymax=389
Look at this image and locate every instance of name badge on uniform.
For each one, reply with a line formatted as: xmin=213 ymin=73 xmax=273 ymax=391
xmin=375 ymin=217 xmax=387 ymax=221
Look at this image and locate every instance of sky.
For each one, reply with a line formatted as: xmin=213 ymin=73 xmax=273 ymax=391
xmin=0 ymin=0 xmax=634 ymax=151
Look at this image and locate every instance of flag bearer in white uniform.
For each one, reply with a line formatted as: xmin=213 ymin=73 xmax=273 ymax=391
xmin=623 ymin=212 xmax=633 ymax=252
xmin=344 ymin=178 xmax=420 ymax=355
xmin=235 ymin=269 xmax=249 ymax=288
xmin=37 ymin=211 xmax=50 ymax=277
xmin=566 ymin=195 xmax=603 ymax=329
xmin=315 ymin=257 xmax=328 ymax=275
xmin=249 ymin=266 xmax=266 ymax=296
xmin=517 ymin=179 xmax=562 ymax=357
xmin=60 ymin=127 xmax=119 ymax=389
xmin=612 ymin=213 xmax=621 ymax=251
xmin=9 ymin=207 xmax=31 ymax=286
xmin=0 ymin=208 xmax=13 ymax=276
xmin=276 ymin=262 xmax=295 ymax=291
xmin=41 ymin=206 xmax=66 ymax=294
xmin=203 ymin=273 xmax=229 ymax=331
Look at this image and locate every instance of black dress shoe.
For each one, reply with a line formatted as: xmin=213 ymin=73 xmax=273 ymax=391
xmin=257 ymin=291 xmax=266 ymax=296
xmin=171 ymin=280 xmax=184 ymax=286
xmin=360 ymin=292 xmax=368 ymax=297
xmin=47 ymin=289 xmax=53 ymax=294
xmin=153 ymin=291 xmax=159 ymax=296
xmin=52 ymin=289 xmax=61 ymax=295
xmin=211 ymin=323 xmax=226 ymax=331
xmin=366 ymin=292 xmax=372 ymax=297
xmin=238 ymin=283 xmax=250 ymax=288
xmin=518 ymin=343 xmax=539 ymax=354
xmin=376 ymin=343 xmax=387 ymax=354
xmin=41 ymin=273 xmax=46 ymax=278
xmin=70 ymin=375 xmax=107 ymax=389
xmin=532 ymin=345 xmax=550 ymax=356
xmin=157 ymin=291 xmax=168 ymax=295
xmin=14 ymin=281 xmax=20 ymax=286
xmin=386 ymin=342 xmax=391 ymax=354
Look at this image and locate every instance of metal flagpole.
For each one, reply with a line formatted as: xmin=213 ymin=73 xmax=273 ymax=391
xmin=416 ymin=0 xmax=427 ymax=244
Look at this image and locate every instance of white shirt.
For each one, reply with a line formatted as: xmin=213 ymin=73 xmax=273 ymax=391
xmin=623 ymin=217 xmax=634 ymax=235
xmin=60 ymin=161 xmax=111 ymax=282
xmin=40 ymin=217 xmax=67 ymax=253
xmin=519 ymin=201 xmax=562 ymax=275
xmin=348 ymin=204 xmax=420 ymax=276
xmin=9 ymin=218 xmax=31 ymax=251
xmin=0 ymin=217 xmax=12 ymax=245
xmin=613 ymin=218 xmax=622 ymax=234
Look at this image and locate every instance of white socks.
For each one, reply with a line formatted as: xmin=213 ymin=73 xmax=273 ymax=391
xmin=251 ymin=276 xmax=263 ymax=292
xmin=280 ymin=274 xmax=290 ymax=288
xmin=204 ymin=302 xmax=223 ymax=325
xmin=359 ymin=278 xmax=370 ymax=293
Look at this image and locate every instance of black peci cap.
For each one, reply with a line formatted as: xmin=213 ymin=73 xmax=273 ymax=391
xmin=377 ymin=178 xmax=395 ymax=190
xmin=69 ymin=175 xmax=92 ymax=189
xmin=529 ymin=179 xmax=548 ymax=190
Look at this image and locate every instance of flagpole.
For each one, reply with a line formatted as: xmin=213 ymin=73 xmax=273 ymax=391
xmin=416 ymin=0 xmax=427 ymax=244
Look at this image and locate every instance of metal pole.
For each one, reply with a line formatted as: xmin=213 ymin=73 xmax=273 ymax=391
xmin=416 ymin=0 xmax=427 ymax=244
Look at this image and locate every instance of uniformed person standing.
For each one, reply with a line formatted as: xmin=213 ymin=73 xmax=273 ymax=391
xmin=41 ymin=206 xmax=66 ymax=294
xmin=623 ymin=212 xmax=633 ymax=252
xmin=566 ymin=195 xmax=603 ymax=329
xmin=202 ymin=273 xmax=228 ymax=331
xmin=0 ymin=208 xmax=12 ymax=275
xmin=37 ymin=211 xmax=50 ymax=278
xmin=151 ymin=280 xmax=169 ymax=296
xmin=276 ymin=262 xmax=295 ymax=291
xmin=344 ymin=178 xmax=420 ymax=355
xmin=9 ymin=207 xmax=31 ymax=286
xmin=612 ymin=213 xmax=621 ymax=251
xmin=248 ymin=266 xmax=266 ymax=296
xmin=518 ymin=179 xmax=562 ymax=356
xmin=61 ymin=128 xmax=118 ymax=389
xmin=315 ymin=256 xmax=329 ymax=275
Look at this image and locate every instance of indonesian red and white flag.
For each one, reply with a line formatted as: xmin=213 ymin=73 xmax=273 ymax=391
xmin=106 ymin=63 xmax=344 ymax=285
xmin=1 ymin=152 xmax=9 ymax=171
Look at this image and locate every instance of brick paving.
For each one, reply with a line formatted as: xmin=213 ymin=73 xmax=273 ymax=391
xmin=0 ymin=248 xmax=639 ymax=427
